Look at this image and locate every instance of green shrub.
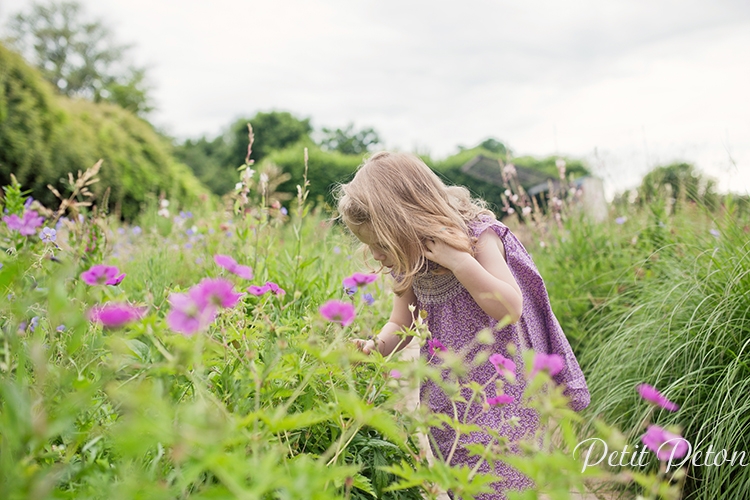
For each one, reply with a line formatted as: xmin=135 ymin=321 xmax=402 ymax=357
xmin=0 ymin=43 xmax=209 ymax=220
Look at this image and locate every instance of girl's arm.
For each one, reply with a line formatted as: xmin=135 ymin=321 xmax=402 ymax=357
xmin=359 ymin=285 xmax=417 ymax=356
xmin=424 ymin=229 xmax=523 ymax=323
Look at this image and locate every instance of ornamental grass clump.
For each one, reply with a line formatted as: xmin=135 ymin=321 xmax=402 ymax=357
xmin=565 ymin=198 xmax=750 ymax=500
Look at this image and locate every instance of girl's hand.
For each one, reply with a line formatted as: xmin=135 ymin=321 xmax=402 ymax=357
xmin=424 ymin=236 xmax=473 ymax=271
xmin=351 ymin=338 xmax=376 ymax=355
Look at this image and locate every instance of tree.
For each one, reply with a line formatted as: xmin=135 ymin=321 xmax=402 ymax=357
xmin=175 ymin=111 xmax=312 ymax=195
xmin=224 ymin=111 xmax=312 ymax=167
xmin=458 ymin=138 xmax=510 ymax=156
xmin=6 ymin=1 xmax=152 ymax=116
xmin=320 ymin=123 xmax=380 ymax=156
xmin=638 ymin=162 xmax=717 ymax=209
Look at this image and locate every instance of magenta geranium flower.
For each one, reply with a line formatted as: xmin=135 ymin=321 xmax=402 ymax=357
xmin=487 ymin=393 xmax=514 ymax=406
xmin=81 ymin=265 xmax=126 ymax=286
xmin=3 ymin=210 xmax=44 ymax=236
xmin=319 ymin=300 xmax=356 ymax=327
xmin=88 ymin=303 xmax=146 ymax=328
xmin=214 ymin=254 xmax=253 ymax=280
xmin=166 ymin=292 xmax=217 ymax=336
xmin=248 ymin=284 xmax=270 ymax=296
xmin=427 ymin=339 xmax=447 ymax=356
xmin=637 ymin=384 xmax=680 ymax=412
xmin=247 ymin=281 xmax=286 ymax=297
xmin=191 ymin=278 xmax=243 ymax=309
xmin=389 ymin=369 xmax=402 ymax=379
xmin=489 ymin=353 xmax=516 ymax=378
xmin=531 ymin=353 xmax=564 ymax=377
xmin=265 ymin=281 xmax=286 ymax=296
xmin=342 ymin=272 xmax=378 ymax=290
xmin=641 ymin=425 xmax=690 ymax=461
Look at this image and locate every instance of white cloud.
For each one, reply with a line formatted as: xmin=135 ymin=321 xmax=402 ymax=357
xmin=2 ymin=0 xmax=748 ymax=195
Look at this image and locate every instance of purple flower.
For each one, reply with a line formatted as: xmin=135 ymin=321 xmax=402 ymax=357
xmin=214 ymin=254 xmax=253 ymax=280
xmin=333 ymin=246 xmax=341 ymax=254
xmin=265 ymin=281 xmax=286 ymax=296
xmin=615 ymin=217 xmax=627 ymax=225
xmin=489 ymin=353 xmax=516 ymax=378
xmin=363 ymin=293 xmax=375 ymax=306
xmin=487 ymin=393 xmax=514 ymax=406
xmin=29 ymin=316 xmax=39 ymax=332
xmin=319 ymin=300 xmax=356 ymax=327
xmin=247 ymin=281 xmax=285 ymax=297
xmin=531 ymin=353 xmax=564 ymax=377
xmin=131 ymin=226 xmax=142 ymax=236
xmin=166 ymin=293 xmax=217 ymax=336
xmin=56 ymin=324 xmax=66 ymax=332
xmin=641 ymin=425 xmax=689 ymax=461
xmin=3 ymin=210 xmax=44 ymax=236
xmin=389 ymin=369 xmax=402 ymax=379
xmin=248 ymin=284 xmax=270 ymax=296
xmin=342 ymin=272 xmax=378 ymax=290
xmin=637 ymin=384 xmax=679 ymax=412
xmin=709 ymin=229 xmax=720 ymax=238
xmin=80 ymin=265 xmax=125 ymax=286
xmin=24 ymin=197 xmax=34 ymax=209
xmin=40 ymin=227 xmax=57 ymax=243
xmin=88 ymin=303 xmax=146 ymax=328
xmin=280 ymin=207 xmax=288 ymax=215
xmin=191 ymin=278 xmax=242 ymax=309
xmin=427 ymin=339 xmax=447 ymax=356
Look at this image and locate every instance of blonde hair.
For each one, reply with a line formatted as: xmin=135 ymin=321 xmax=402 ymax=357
xmin=335 ymin=151 xmax=494 ymax=295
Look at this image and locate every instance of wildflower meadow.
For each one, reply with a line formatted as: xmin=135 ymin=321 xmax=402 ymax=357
xmin=1 ymin=148 xmax=748 ymax=500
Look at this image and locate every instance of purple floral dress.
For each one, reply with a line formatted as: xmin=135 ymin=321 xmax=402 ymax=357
xmin=414 ymin=216 xmax=590 ymax=499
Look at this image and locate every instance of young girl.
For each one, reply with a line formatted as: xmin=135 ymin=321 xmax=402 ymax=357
xmin=337 ymin=151 xmax=589 ymax=499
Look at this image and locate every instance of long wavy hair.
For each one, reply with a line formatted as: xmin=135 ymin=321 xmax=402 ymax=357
xmin=335 ymin=151 xmax=494 ymax=295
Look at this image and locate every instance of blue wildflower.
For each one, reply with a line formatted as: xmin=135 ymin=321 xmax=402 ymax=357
xmin=40 ymin=227 xmax=57 ymax=243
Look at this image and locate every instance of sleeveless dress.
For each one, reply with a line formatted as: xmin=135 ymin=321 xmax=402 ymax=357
xmin=413 ymin=216 xmax=590 ymax=499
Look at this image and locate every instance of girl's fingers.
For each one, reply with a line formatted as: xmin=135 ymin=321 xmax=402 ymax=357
xmin=350 ymin=338 xmax=373 ymax=354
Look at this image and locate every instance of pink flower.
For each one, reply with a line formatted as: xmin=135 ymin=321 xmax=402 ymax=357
xmin=342 ymin=272 xmax=378 ymax=290
xmin=81 ymin=265 xmax=125 ymax=286
xmin=531 ymin=353 xmax=564 ymax=377
xmin=247 ymin=281 xmax=286 ymax=297
xmin=214 ymin=254 xmax=254 ymax=280
xmin=248 ymin=284 xmax=270 ymax=296
xmin=3 ymin=210 xmax=44 ymax=236
xmin=489 ymin=353 xmax=516 ymax=378
xmin=427 ymin=339 xmax=447 ymax=356
xmin=389 ymin=369 xmax=402 ymax=379
xmin=265 ymin=281 xmax=286 ymax=296
xmin=637 ymin=384 xmax=679 ymax=412
xmin=88 ymin=303 xmax=146 ymax=328
xmin=319 ymin=300 xmax=356 ymax=327
xmin=191 ymin=278 xmax=243 ymax=309
xmin=487 ymin=393 xmax=514 ymax=406
xmin=641 ymin=425 xmax=690 ymax=461
xmin=166 ymin=292 xmax=217 ymax=336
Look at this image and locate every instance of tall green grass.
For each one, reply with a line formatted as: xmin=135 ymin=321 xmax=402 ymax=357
xmin=533 ymin=200 xmax=750 ymax=500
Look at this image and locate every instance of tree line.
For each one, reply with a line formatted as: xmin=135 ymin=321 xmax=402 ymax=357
xmin=2 ymin=0 xmax=726 ymax=219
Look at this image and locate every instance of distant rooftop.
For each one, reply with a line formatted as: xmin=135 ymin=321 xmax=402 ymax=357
xmin=461 ymin=154 xmax=585 ymax=195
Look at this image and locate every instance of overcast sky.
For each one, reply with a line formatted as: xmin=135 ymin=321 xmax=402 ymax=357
xmin=2 ymin=0 xmax=749 ymax=197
